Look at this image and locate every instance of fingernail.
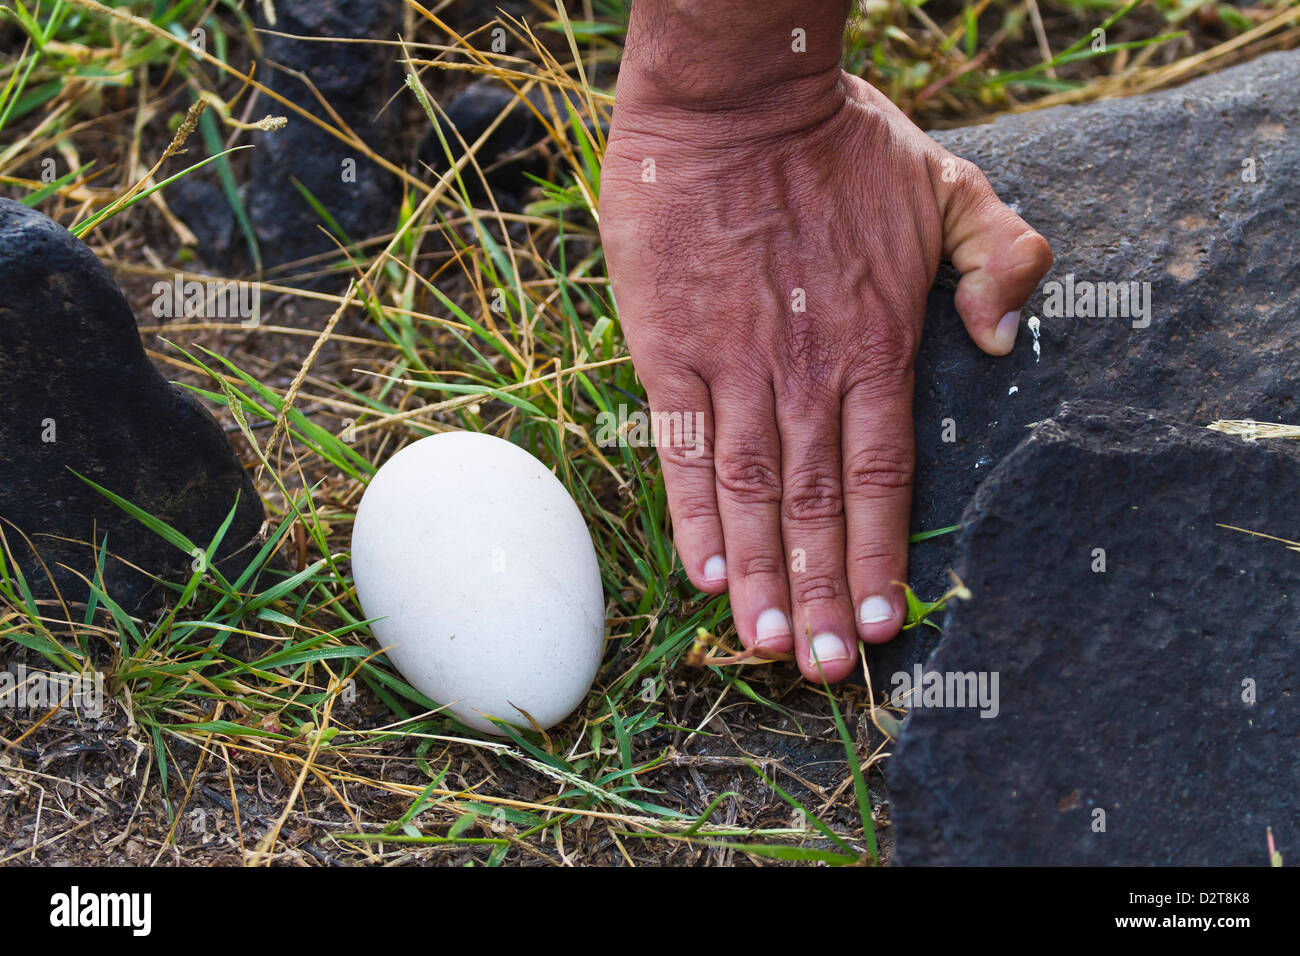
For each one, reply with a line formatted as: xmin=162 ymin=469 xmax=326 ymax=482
xmin=755 ymin=608 xmax=792 ymax=646
xmin=994 ymin=310 xmax=1020 ymax=352
xmin=810 ymin=632 xmax=850 ymax=664
xmin=702 ymin=554 xmax=726 ymax=583
xmin=858 ymin=595 xmax=894 ymax=625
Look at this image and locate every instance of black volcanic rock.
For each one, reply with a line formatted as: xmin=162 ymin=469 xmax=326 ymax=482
xmin=168 ymin=176 xmax=237 ymax=273
xmin=246 ymin=0 xmax=403 ymax=281
xmin=875 ymin=48 xmax=1300 ymax=680
xmin=418 ymin=81 xmax=547 ymax=203
xmin=417 ymin=78 xmax=611 ymax=206
xmin=0 ymin=199 xmax=264 ymax=610
xmin=890 ymin=402 xmax=1300 ymax=865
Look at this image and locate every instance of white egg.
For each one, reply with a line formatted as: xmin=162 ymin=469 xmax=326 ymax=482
xmin=351 ymin=431 xmax=605 ymax=735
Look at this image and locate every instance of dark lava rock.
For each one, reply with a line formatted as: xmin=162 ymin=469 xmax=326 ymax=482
xmin=418 ymin=78 xmax=610 ymax=206
xmin=874 ymin=48 xmax=1300 ymax=680
xmin=168 ymin=175 xmax=237 ymax=273
xmin=246 ymin=0 xmax=402 ymax=281
xmin=0 ymin=199 xmax=265 ymax=610
xmin=418 ymin=81 xmax=547 ymax=204
xmin=890 ymin=401 xmax=1300 ymax=865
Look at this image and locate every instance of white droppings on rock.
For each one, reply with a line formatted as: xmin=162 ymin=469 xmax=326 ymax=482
xmin=1027 ymin=315 xmax=1041 ymax=363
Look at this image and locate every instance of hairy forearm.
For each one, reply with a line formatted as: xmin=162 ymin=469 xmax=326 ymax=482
xmin=617 ymin=0 xmax=851 ymax=110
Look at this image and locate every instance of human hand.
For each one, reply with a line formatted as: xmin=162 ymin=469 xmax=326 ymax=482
xmin=599 ymin=10 xmax=1052 ymax=683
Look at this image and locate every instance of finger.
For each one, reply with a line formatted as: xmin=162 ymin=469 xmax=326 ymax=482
xmin=775 ymin=387 xmax=858 ymax=683
xmin=711 ymin=378 xmax=793 ymax=656
xmin=841 ymin=375 xmax=914 ymax=644
xmin=938 ymin=155 xmax=1053 ymax=355
xmin=643 ymin=375 xmax=727 ymax=593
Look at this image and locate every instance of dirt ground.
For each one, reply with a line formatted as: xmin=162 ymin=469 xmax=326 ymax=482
xmin=1 ymin=638 xmax=893 ymax=866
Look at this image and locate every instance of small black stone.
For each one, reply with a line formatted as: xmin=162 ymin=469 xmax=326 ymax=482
xmin=890 ymin=401 xmax=1300 ymax=865
xmin=167 ymin=176 xmax=237 ymax=273
xmin=418 ymin=81 xmax=544 ymax=203
xmin=415 ymin=79 xmax=606 ymax=205
xmin=0 ymin=198 xmax=265 ymax=611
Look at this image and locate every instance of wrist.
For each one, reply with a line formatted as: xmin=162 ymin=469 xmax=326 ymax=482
xmin=616 ymin=0 xmax=850 ymax=112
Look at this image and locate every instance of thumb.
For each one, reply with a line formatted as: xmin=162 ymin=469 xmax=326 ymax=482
xmin=938 ymin=157 xmax=1053 ymax=356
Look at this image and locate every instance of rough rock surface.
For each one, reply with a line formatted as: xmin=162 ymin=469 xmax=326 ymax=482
xmin=889 ymin=401 xmax=1300 ymax=865
xmin=871 ymin=48 xmax=1300 ymax=680
xmin=246 ymin=0 xmax=402 ymax=280
xmin=0 ymin=199 xmax=265 ymax=610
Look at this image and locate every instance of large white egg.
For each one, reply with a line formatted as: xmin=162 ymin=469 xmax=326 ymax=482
xmin=351 ymin=431 xmax=605 ymax=734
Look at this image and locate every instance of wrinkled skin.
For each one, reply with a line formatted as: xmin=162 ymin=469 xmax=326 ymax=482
xmin=599 ymin=70 xmax=1053 ymax=683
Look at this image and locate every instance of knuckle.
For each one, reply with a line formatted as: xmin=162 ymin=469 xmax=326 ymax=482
xmin=954 ymin=165 xmax=1003 ymax=220
xmin=960 ymin=158 xmax=992 ymax=192
xmin=658 ymin=435 xmax=713 ymax=471
xmin=716 ymin=449 xmax=783 ymax=504
xmin=782 ymin=465 xmax=843 ymax=522
xmin=848 ymin=540 xmax=904 ymax=569
xmin=790 ymin=571 xmax=844 ymax=606
xmin=672 ymin=497 xmax=720 ymax=525
xmin=732 ymin=550 xmax=784 ymax=579
xmin=1013 ymin=229 xmax=1055 ymax=277
xmin=850 ymin=347 xmax=915 ymax=392
xmin=844 ymin=446 xmax=914 ymax=500
xmin=934 ymin=152 xmax=986 ymax=197
xmin=780 ymin=322 xmax=837 ymax=390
